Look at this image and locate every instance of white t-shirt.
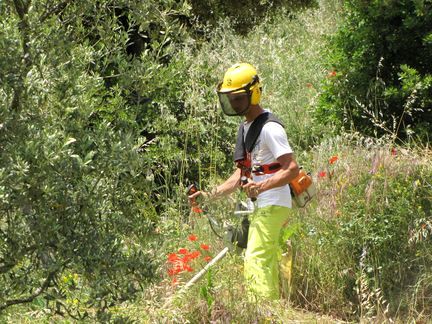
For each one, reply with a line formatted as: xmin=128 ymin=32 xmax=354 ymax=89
xmin=243 ymin=117 xmax=293 ymax=208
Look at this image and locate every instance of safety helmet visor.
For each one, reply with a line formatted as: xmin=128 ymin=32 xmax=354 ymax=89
xmin=217 ymin=78 xmax=257 ymax=116
xmin=217 ymin=90 xmax=251 ymax=116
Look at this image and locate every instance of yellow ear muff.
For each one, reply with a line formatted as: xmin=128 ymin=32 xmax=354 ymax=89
xmin=250 ymin=83 xmax=261 ymax=105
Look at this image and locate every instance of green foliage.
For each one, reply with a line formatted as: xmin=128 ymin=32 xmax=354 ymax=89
xmin=289 ymin=136 xmax=432 ymax=320
xmin=316 ymin=0 xmax=432 ymax=142
xmin=0 ymin=0 xmax=196 ymax=317
xmin=189 ymin=0 xmax=316 ymax=35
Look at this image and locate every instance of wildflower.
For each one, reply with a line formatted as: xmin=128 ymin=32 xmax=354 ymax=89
xmin=189 ymin=250 xmax=201 ymax=259
xmin=167 ymin=253 xmax=179 ymax=263
xmin=329 ymin=155 xmax=338 ymax=164
xmin=181 ymin=254 xmax=191 ymax=263
xmin=183 ymin=264 xmax=193 ymax=272
xmin=391 ymin=148 xmax=397 ymax=156
xmin=178 ymin=248 xmax=188 ymax=255
xmin=188 ymin=234 xmax=198 ymax=242
xmin=192 ymin=206 xmax=203 ymax=213
xmin=318 ymin=171 xmax=327 ymax=178
xmin=168 ymin=268 xmax=179 ymax=277
xmin=203 ymin=256 xmax=212 ymax=262
xmin=327 ymin=70 xmax=337 ymax=77
xmin=200 ymin=243 xmax=210 ymax=250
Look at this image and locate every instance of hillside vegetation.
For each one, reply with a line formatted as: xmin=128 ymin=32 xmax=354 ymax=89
xmin=1 ymin=0 xmax=431 ymax=322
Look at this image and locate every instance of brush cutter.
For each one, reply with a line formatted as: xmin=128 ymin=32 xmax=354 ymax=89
xmin=178 ymin=183 xmax=253 ymax=293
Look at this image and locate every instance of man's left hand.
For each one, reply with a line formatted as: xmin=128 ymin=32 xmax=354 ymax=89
xmin=242 ymin=181 xmax=263 ymax=199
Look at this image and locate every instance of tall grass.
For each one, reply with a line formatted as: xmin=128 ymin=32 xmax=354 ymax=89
xmin=141 ymin=137 xmax=432 ymax=323
xmin=288 ymin=134 xmax=432 ymax=321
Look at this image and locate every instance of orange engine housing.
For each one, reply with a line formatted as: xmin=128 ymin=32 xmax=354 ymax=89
xmin=290 ymin=170 xmax=313 ymax=196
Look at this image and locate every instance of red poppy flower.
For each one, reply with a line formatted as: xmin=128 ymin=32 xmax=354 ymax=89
xmin=180 ymin=255 xmax=189 ymax=264
xmin=183 ymin=264 xmax=193 ymax=272
xmin=318 ymin=171 xmax=327 ymax=178
xmin=178 ymin=248 xmax=188 ymax=254
xmin=190 ymin=250 xmax=201 ymax=259
xmin=167 ymin=253 xmax=179 ymax=263
xmin=200 ymin=244 xmax=210 ymax=250
xmin=203 ymin=256 xmax=212 ymax=262
xmin=188 ymin=234 xmax=198 ymax=242
xmin=329 ymin=155 xmax=338 ymax=164
xmin=391 ymin=148 xmax=397 ymax=156
xmin=327 ymin=70 xmax=337 ymax=77
xmin=168 ymin=265 xmax=182 ymax=276
xmin=192 ymin=206 xmax=203 ymax=213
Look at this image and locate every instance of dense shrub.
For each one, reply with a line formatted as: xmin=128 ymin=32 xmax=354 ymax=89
xmin=0 ymin=2 xmax=162 ymax=317
xmin=316 ymin=0 xmax=432 ymax=142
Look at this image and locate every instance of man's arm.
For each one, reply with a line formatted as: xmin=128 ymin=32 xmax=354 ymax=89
xmin=243 ymin=153 xmax=299 ymax=197
xmin=188 ymin=167 xmax=242 ymax=203
xmin=212 ymin=167 xmax=242 ymax=198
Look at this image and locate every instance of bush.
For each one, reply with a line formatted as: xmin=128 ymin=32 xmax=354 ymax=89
xmin=0 ymin=0 xmax=195 ymax=317
xmin=316 ymin=0 xmax=432 ymax=142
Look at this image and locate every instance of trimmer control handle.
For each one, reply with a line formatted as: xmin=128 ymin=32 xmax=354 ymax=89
xmin=240 ymin=176 xmax=256 ymax=202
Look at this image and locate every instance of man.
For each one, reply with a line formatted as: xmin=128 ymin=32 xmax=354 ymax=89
xmin=189 ymin=63 xmax=299 ymax=300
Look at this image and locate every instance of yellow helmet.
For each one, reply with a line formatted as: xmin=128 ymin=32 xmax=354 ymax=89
xmin=217 ymin=63 xmax=261 ymax=116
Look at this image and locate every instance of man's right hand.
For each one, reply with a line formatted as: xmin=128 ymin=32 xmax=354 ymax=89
xmin=188 ymin=190 xmax=209 ymax=206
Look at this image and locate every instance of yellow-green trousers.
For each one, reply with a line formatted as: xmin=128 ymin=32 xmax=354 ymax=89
xmin=244 ymin=205 xmax=290 ymax=300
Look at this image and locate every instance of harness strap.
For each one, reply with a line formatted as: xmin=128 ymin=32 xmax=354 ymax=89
xmin=252 ymin=162 xmax=281 ymax=175
xmin=236 ymin=152 xmax=252 ymax=178
xmin=234 ymin=112 xmax=285 ymax=181
xmin=237 ymin=160 xmax=282 ymax=177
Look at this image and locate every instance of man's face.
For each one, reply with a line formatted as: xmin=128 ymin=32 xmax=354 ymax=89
xmin=227 ymin=92 xmax=250 ymax=115
xmin=217 ymin=88 xmax=251 ymax=116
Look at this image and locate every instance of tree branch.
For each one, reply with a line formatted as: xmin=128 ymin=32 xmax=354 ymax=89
xmin=40 ymin=0 xmax=73 ymax=23
xmin=0 ymin=270 xmax=56 ymax=311
xmin=12 ymin=0 xmax=29 ymax=20
xmin=0 ymin=244 xmax=37 ymax=273
xmin=11 ymin=0 xmax=31 ymax=112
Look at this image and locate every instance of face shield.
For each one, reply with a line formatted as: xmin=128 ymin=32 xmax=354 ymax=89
xmin=217 ymin=79 xmax=257 ymax=116
xmin=217 ymin=89 xmax=251 ymax=116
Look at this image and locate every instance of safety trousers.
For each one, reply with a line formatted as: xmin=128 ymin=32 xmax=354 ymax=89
xmin=244 ymin=205 xmax=290 ymax=301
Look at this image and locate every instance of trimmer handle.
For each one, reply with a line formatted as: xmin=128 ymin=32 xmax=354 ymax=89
xmin=240 ymin=176 xmax=257 ymax=202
